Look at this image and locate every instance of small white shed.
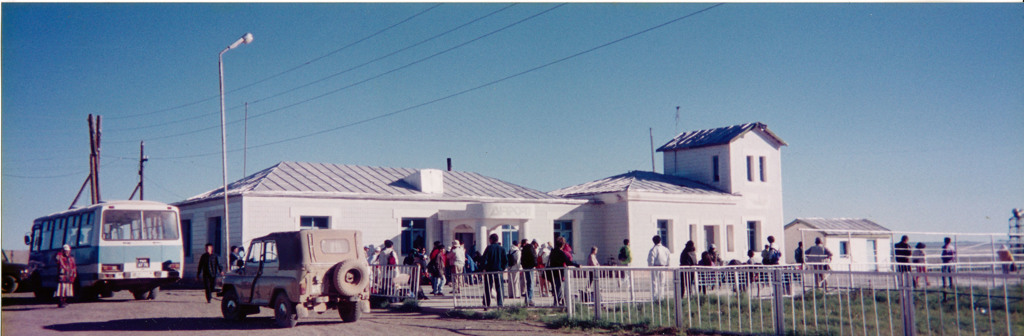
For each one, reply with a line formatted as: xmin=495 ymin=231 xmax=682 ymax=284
xmin=784 ymin=218 xmax=893 ymax=271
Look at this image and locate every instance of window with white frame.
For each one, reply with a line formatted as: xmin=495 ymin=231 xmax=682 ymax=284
xmin=839 ymin=240 xmax=849 ymax=257
xmin=656 ymin=220 xmax=670 ymax=248
xmin=401 ymin=218 xmax=426 ymax=255
xmin=300 ymin=216 xmax=329 ymax=229
xmin=553 ymin=220 xmax=573 ymax=251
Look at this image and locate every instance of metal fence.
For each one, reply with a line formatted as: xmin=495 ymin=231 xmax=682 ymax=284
xmin=369 ymin=264 xmax=421 ymax=302
xmin=387 ymin=263 xmax=1022 ymax=335
xmin=566 ymin=266 xmax=1024 ymax=335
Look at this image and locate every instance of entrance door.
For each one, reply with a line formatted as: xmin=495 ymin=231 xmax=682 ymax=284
xmin=455 ymin=232 xmax=475 ymax=256
xmin=867 ymin=239 xmax=878 ymax=271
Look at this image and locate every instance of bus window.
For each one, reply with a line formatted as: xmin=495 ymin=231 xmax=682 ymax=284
xmin=103 ymin=210 xmax=179 ymax=241
xmin=51 ymin=217 xmax=67 ymax=250
xmin=79 ymin=212 xmax=94 ymax=246
xmin=65 ymin=215 xmax=81 ymax=248
xmin=103 ymin=210 xmax=140 ymax=240
xmin=143 ymin=211 xmax=180 ymax=240
xmin=40 ymin=221 xmax=52 ymax=251
xmin=31 ymin=226 xmax=42 ymax=251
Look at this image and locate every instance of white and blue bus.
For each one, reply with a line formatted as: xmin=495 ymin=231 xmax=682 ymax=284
xmin=25 ymin=200 xmax=183 ymax=300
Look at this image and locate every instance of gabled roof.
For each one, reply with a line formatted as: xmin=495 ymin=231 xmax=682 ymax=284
xmin=785 ymin=218 xmax=891 ymax=235
xmin=656 ymin=122 xmax=787 ymax=152
xmin=549 ymin=170 xmax=732 ymax=198
xmin=178 ymin=161 xmax=570 ymax=205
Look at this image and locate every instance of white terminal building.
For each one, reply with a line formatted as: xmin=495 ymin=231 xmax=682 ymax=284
xmin=175 ymin=122 xmax=787 ymax=277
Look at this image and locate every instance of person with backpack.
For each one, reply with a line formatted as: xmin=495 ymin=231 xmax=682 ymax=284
xmin=762 ymin=236 xmax=782 ymax=265
xmin=507 ymin=240 xmax=522 ymax=299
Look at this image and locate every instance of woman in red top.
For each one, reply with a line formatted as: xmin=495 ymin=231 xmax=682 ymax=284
xmin=55 ymin=244 xmax=77 ymax=308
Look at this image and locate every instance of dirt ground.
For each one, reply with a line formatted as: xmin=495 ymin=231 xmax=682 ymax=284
xmin=0 ymin=289 xmax=586 ymax=336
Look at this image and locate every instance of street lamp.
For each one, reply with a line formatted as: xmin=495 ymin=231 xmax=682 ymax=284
xmin=219 ymin=32 xmax=253 ymax=267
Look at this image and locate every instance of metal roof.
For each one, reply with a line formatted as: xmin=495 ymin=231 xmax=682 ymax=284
xmin=785 ymin=218 xmax=891 ymax=235
xmin=656 ymin=122 xmax=787 ymax=152
xmin=549 ymin=170 xmax=733 ymax=198
xmin=180 ymin=161 xmax=569 ymax=204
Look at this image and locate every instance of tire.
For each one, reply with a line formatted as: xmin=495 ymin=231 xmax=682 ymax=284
xmin=221 ymin=288 xmax=246 ymax=321
xmin=273 ymin=293 xmax=298 ymax=328
xmin=132 ymin=289 xmax=147 ymax=300
xmin=146 ymin=287 xmax=159 ymax=300
xmin=338 ymin=301 xmax=360 ymax=323
xmin=332 ymin=260 xmax=370 ymax=297
xmin=2 ymin=275 xmax=18 ymax=293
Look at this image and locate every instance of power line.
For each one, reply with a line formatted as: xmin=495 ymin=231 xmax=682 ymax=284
xmin=105 ymin=4 xmax=515 ymax=134
xmin=110 ymin=3 xmax=560 ymax=145
xmin=148 ymin=3 xmax=723 ymax=160
xmin=104 ymin=4 xmax=443 ymax=122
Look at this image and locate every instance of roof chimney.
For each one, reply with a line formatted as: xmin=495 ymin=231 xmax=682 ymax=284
xmin=404 ymin=169 xmax=444 ymax=194
xmin=447 ymin=158 xmax=452 ymax=171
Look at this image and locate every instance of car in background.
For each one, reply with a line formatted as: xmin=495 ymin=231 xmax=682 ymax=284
xmin=219 ymin=229 xmax=371 ymax=328
xmin=3 ymin=252 xmax=32 ymax=293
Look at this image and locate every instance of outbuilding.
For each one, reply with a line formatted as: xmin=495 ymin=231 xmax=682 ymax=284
xmin=784 ymin=218 xmax=893 ymax=271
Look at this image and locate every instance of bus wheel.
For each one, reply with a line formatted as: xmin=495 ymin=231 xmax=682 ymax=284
xmin=2 ymin=275 xmax=18 ymax=293
xmin=145 ymin=287 xmax=159 ymax=300
xmin=131 ymin=289 xmax=148 ymax=300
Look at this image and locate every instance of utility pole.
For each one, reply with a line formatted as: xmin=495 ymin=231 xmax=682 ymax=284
xmin=129 ymin=141 xmax=148 ymax=200
xmin=73 ymin=114 xmax=102 ymax=208
xmin=649 ymin=128 xmax=656 ymax=173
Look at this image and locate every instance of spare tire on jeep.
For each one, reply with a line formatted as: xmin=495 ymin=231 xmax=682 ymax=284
xmin=332 ymin=259 xmax=369 ymax=297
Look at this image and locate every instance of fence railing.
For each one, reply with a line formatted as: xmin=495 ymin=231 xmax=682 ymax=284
xmin=378 ymin=263 xmax=1022 ymax=335
xmin=369 ymin=264 xmax=421 ymax=302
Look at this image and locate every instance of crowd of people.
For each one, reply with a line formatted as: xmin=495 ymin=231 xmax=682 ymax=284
xmin=358 ymin=232 xmax=1019 ymax=308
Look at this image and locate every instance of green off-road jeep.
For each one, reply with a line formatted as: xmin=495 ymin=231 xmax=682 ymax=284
xmin=220 ymin=230 xmax=371 ymax=328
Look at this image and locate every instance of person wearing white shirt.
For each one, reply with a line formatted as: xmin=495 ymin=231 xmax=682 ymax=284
xmin=647 ymin=235 xmax=671 ymax=300
xmin=450 ymin=240 xmax=466 ymax=294
xmin=507 ymin=240 xmax=522 ymax=298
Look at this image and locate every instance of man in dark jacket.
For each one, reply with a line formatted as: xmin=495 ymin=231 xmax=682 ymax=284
xmin=196 ymin=243 xmax=222 ymax=303
xmin=547 ymin=237 xmax=579 ymax=305
xmin=481 ymin=234 xmax=507 ymax=308
xmin=519 ymin=239 xmax=537 ymax=306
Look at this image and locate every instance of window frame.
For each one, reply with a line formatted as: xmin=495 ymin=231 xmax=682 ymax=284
xmin=300 ymin=216 xmax=330 ymax=230
xmin=553 ymin=220 xmax=574 ymax=251
xmin=712 ymin=155 xmax=720 ymax=182
xmin=400 ymin=218 xmax=427 ymax=255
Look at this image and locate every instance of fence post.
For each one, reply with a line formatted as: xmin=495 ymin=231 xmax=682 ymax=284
xmin=566 ymin=268 xmax=575 ymax=318
xmin=901 ymin=272 xmax=916 ymax=336
xmin=674 ymin=268 xmax=683 ymax=329
xmin=593 ymin=268 xmax=602 ymax=321
xmin=772 ymin=268 xmax=785 ymax=336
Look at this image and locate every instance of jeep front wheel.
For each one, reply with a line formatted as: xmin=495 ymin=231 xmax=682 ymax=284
xmin=273 ymin=294 xmax=298 ymax=328
xmin=332 ymin=260 xmax=370 ymax=297
xmin=221 ymin=288 xmax=245 ymax=321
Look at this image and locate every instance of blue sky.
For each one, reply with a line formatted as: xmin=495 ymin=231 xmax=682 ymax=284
xmin=3 ymin=3 xmax=1022 ymax=248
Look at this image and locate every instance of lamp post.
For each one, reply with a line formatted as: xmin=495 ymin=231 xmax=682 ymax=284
xmin=219 ymin=32 xmax=253 ymax=268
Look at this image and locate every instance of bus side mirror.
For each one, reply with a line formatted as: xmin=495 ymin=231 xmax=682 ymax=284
xmin=24 ymin=235 xmax=31 ymax=246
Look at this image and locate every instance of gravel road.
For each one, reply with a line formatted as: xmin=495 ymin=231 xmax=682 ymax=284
xmin=1 ymin=289 xmax=582 ymax=336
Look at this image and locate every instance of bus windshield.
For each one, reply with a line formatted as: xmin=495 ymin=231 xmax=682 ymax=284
xmin=102 ymin=210 xmax=179 ymax=241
